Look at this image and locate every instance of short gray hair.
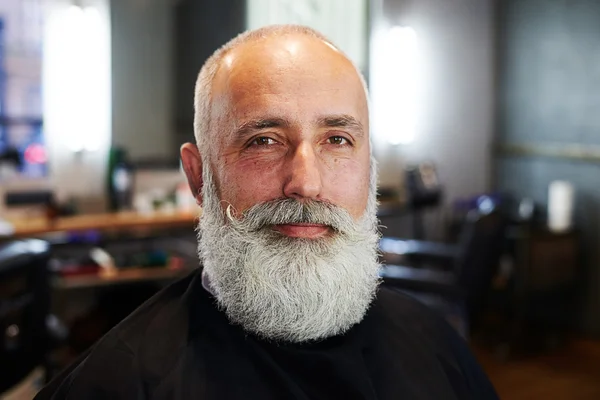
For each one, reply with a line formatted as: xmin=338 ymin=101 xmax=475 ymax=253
xmin=192 ymin=24 xmax=369 ymax=159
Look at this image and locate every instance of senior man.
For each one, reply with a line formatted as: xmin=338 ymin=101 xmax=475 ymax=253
xmin=36 ymin=25 xmax=498 ymax=399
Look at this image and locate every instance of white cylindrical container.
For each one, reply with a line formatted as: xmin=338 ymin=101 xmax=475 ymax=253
xmin=548 ymin=180 xmax=575 ymax=233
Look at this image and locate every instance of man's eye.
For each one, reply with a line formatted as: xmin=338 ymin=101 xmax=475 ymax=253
xmin=250 ymin=137 xmax=277 ymax=146
xmin=328 ymin=136 xmax=349 ymax=145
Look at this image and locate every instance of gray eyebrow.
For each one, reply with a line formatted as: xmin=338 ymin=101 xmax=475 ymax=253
xmin=234 ymin=118 xmax=290 ymax=137
xmin=317 ymin=115 xmax=365 ymax=137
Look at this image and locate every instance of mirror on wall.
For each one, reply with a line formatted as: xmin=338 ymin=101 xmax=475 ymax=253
xmin=0 ymin=0 xmax=369 ymax=177
xmin=112 ymin=0 xmax=368 ymax=168
xmin=111 ymin=0 xmax=246 ymax=168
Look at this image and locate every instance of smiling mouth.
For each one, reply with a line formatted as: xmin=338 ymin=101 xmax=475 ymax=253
xmin=272 ymin=223 xmax=332 ymax=239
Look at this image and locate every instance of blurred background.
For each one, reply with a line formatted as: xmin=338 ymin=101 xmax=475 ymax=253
xmin=1 ymin=0 xmax=599 ymax=398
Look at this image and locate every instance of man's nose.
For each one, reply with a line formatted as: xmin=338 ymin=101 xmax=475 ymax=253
xmin=283 ymin=142 xmax=323 ymax=200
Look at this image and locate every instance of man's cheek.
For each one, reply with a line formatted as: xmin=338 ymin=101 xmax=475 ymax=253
xmin=324 ymin=171 xmax=369 ymax=216
xmin=223 ymin=168 xmax=282 ymax=206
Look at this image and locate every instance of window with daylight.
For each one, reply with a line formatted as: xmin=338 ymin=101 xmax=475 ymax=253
xmin=0 ymin=0 xmax=46 ymax=179
xmin=246 ymin=0 xmax=368 ymax=73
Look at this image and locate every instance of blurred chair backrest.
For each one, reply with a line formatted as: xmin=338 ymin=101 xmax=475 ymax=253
xmin=454 ymin=210 xmax=506 ymax=324
xmin=0 ymin=239 xmax=51 ymax=394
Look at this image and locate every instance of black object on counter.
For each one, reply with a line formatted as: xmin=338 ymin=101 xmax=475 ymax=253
xmin=107 ymin=147 xmax=134 ymax=212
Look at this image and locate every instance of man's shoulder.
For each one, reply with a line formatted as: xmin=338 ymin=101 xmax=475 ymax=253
xmin=375 ymin=285 xmax=446 ymax=328
xmin=373 ymin=285 xmax=465 ymax=353
xmin=36 ymin=270 xmax=205 ymax=399
xmin=371 ymin=287 xmax=468 ymax=374
xmin=372 ymin=286 xmax=499 ymax=399
xmin=111 ymin=269 xmax=202 ymax=348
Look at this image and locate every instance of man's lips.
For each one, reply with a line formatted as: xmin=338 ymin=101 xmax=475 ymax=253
xmin=272 ymin=223 xmax=331 ymax=238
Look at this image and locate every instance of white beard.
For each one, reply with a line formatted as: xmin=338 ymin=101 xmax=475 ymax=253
xmin=197 ymin=160 xmax=381 ymax=343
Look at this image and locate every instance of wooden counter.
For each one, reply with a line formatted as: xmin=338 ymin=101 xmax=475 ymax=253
xmin=52 ymin=266 xmax=191 ymax=290
xmin=5 ymin=210 xmax=199 ymax=238
xmin=4 ymin=200 xmax=404 ymax=239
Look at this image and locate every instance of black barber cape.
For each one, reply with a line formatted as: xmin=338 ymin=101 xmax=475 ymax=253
xmin=36 ymin=270 xmax=498 ymax=399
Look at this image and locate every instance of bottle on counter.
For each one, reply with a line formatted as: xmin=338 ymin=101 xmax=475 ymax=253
xmin=107 ymin=147 xmax=134 ymax=212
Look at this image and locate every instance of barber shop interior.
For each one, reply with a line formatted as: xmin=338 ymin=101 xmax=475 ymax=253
xmin=1 ymin=0 xmax=600 ymax=398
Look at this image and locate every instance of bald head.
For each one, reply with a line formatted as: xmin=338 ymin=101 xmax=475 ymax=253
xmin=193 ymin=25 xmax=369 ymax=159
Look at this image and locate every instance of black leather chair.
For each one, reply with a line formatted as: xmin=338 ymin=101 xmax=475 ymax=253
xmin=379 ymin=236 xmax=460 ymax=270
xmin=0 ymin=239 xmax=62 ymax=394
xmin=380 ymin=210 xmax=507 ymax=336
xmin=379 ymin=195 xmax=503 ymax=270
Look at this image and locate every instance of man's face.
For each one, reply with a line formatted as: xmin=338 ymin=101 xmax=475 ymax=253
xmin=209 ymin=35 xmax=371 ymax=232
xmin=181 ymin=34 xmax=380 ymax=343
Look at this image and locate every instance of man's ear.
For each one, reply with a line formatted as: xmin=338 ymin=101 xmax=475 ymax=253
xmin=180 ymin=143 xmax=204 ymax=206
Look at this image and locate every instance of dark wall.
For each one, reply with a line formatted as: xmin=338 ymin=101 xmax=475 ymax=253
xmin=111 ymin=0 xmax=174 ymax=163
xmin=495 ymin=0 xmax=600 ymax=334
xmin=173 ymin=0 xmax=246 ymax=153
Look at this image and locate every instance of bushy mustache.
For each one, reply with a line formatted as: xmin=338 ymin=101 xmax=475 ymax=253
xmin=227 ymin=198 xmax=358 ymax=235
